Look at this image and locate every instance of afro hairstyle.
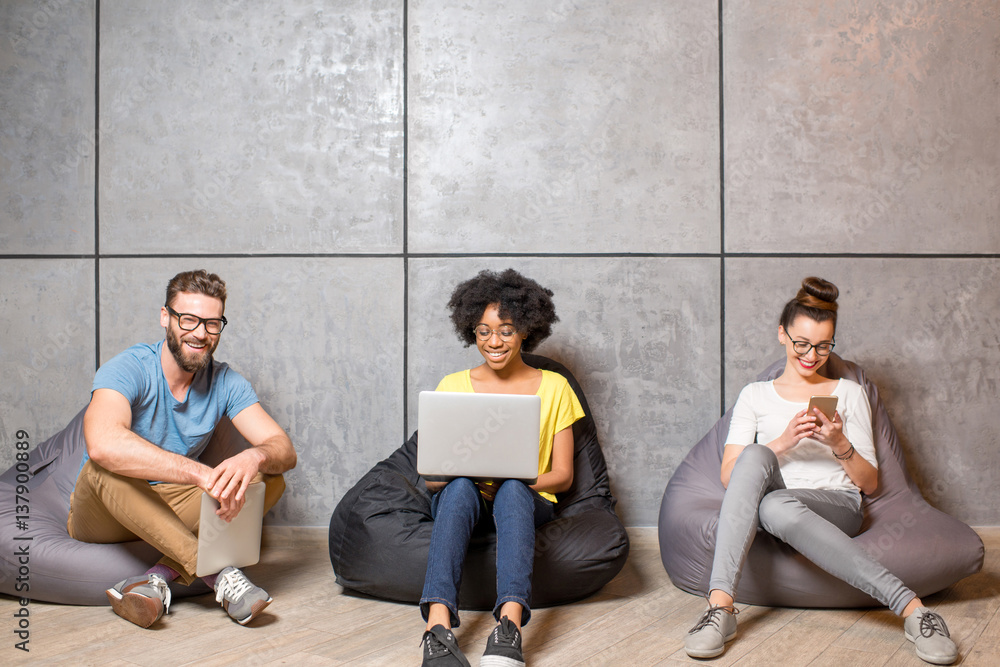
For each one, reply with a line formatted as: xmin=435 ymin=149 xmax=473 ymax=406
xmin=448 ymin=268 xmax=558 ymax=353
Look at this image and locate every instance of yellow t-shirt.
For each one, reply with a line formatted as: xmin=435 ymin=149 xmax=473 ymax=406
xmin=435 ymin=369 xmax=586 ymax=503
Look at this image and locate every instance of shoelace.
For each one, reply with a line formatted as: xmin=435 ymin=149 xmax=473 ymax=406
xmin=919 ymin=611 xmax=951 ymax=638
xmin=422 ymin=630 xmax=449 ymax=656
xmin=420 ymin=626 xmax=471 ymax=667
xmin=689 ymin=605 xmax=738 ymax=633
xmin=148 ymin=574 xmax=172 ymax=615
xmin=491 ymin=620 xmax=520 ymax=648
xmin=215 ymin=569 xmax=252 ymax=605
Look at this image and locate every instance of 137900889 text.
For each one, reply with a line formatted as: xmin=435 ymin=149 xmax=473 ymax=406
xmin=12 ymin=429 xmax=32 ymax=653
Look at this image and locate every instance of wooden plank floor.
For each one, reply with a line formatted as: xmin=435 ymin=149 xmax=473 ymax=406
xmin=3 ymin=528 xmax=997 ymax=665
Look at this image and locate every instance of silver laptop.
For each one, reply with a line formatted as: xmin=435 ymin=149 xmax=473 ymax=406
xmin=195 ymin=482 xmax=266 ymax=577
xmin=417 ymin=391 xmax=541 ymax=483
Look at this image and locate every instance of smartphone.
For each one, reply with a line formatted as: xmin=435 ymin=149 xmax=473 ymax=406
xmin=807 ymin=395 xmax=838 ymax=421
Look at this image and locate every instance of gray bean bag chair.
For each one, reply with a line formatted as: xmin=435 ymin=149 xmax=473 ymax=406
xmin=0 ymin=410 xmax=252 ymax=605
xmin=329 ymin=354 xmax=630 ymax=610
xmin=659 ymin=354 xmax=984 ymax=607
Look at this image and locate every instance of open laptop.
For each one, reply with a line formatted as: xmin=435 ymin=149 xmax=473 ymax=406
xmin=417 ymin=391 xmax=541 ymax=483
xmin=195 ymin=482 xmax=266 ymax=577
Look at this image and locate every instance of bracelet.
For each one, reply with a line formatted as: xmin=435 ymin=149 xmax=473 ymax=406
xmin=833 ymin=443 xmax=855 ymax=461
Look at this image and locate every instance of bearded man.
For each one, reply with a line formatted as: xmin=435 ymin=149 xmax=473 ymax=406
xmin=67 ymin=269 xmax=296 ymax=628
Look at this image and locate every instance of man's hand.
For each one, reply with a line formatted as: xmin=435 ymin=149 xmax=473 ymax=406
xmin=205 ymin=449 xmax=266 ymax=522
xmin=208 ymin=403 xmax=294 ymax=521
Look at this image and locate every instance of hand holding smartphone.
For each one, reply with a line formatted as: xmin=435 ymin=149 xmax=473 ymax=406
xmin=807 ymin=395 xmax=838 ymax=422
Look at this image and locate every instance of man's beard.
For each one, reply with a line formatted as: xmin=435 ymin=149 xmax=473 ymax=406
xmin=166 ymin=326 xmax=217 ymax=373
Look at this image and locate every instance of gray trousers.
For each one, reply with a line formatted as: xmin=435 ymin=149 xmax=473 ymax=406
xmin=709 ymin=444 xmax=915 ymax=615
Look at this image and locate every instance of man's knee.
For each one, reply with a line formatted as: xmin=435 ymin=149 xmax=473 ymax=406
xmin=261 ymin=473 xmax=286 ymax=513
xmin=76 ymin=459 xmax=145 ymax=494
xmin=69 ymin=461 xmax=149 ymax=535
xmin=68 ymin=462 xmax=145 ymax=543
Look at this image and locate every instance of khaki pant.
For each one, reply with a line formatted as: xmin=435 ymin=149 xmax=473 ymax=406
xmin=67 ymin=460 xmax=285 ymax=585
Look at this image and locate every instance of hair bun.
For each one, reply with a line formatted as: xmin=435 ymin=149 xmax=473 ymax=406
xmin=797 ymin=276 xmax=838 ymax=311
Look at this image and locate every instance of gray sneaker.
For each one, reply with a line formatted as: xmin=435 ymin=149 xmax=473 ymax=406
xmin=904 ymin=607 xmax=958 ymax=665
xmin=214 ymin=566 xmax=272 ymax=625
xmin=685 ymin=605 xmax=738 ymax=659
xmin=105 ymin=573 xmax=171 ymax=628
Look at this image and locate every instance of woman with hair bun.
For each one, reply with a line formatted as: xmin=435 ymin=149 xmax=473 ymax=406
xmin=418 ymin=268 xmax=585 ymax=667
xmin=684 ymin=277 xmax=958 ymax=665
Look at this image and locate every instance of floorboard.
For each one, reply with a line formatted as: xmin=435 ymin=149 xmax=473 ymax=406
xmin=2 ymin=528 xmax=996 ymax=665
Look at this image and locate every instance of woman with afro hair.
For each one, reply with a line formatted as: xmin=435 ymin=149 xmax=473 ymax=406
xmin=419 ymin=268 xmax=585 ymax=667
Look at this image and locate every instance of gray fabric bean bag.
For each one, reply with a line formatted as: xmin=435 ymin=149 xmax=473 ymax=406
xmin=659 ymin=354 xmax=984 ymax=607
xmin=329 ymin=354 xmax=630 ymax=610
xmin=0 ymin=410 xmax=250 ymax=605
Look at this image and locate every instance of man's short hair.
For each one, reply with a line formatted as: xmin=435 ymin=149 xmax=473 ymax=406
xmin=165 ymin=270 xmax=227 ymax=309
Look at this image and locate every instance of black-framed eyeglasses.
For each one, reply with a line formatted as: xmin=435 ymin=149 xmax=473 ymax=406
xmin=166 ymin=306 xmax=227 ymax=334
xmin=790 ymin=338 xmax=835 ymax=356
xmin=473 ymin=324 xmax=518 ymax=341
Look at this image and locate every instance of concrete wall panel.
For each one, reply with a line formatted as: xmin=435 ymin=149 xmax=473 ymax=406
xmin=99 ymin=0 xmax=403 ymax=254
xmin=0 ymin=0 xmax=95 ymax=254
xmin=725 ymin=0 xmax=1000 ymax=253
xmin=0 ymin=260 xmax=95 ymax=470
xmin=408 ymin=0 xmax=720 ymax=253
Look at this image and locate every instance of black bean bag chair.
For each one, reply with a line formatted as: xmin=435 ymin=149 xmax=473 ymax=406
xmin=659 ymin=354 xmax=984 ymax=607
xmin=328 ymin=354 xmax=630 ymax=609
xmin=0 ymin=410 xmax=252 ymax=605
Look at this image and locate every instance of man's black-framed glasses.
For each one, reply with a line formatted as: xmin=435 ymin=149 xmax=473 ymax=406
xmin=790 ymin=339 xmax=835 ymax=356
xmin=166 ymin=306 xmax=227 ymax=334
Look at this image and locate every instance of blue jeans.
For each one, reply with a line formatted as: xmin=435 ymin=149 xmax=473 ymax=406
xmin=710 ymin=444 xmax=915 ymax=615
xmin=420 ymin=477 xmax=556 ymax=628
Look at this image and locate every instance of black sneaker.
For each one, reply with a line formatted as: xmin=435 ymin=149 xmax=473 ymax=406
xmin=421 ymin=624 xmax=471 ymax=667
xmin=481 ymin=616 xmax=525 ymax=667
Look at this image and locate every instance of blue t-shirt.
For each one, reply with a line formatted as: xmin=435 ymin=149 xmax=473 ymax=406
xmin=82 ymin=340 xmax=259 ymax=482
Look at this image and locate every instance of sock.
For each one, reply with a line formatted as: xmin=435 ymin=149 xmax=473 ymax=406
xmin=202 ymin=573 xmax=218 ymax=589
xmin=146 ymin=564 xmax=180 ymax=582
